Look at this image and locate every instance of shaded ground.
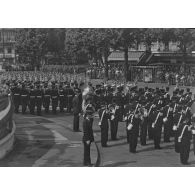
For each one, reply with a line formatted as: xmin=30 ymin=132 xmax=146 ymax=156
xmin=0 ymin=112 xmax=194 ymax=167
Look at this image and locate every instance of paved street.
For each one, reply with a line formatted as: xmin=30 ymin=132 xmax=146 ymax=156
xmin=0 ymin=110 xmax=195 ymax=167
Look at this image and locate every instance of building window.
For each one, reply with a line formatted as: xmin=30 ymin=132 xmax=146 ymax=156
xmin=7 ymin=48 xmax=12 ymax=54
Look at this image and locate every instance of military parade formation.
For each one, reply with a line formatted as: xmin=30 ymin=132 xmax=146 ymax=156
xmin=1 ymin=70 xmax=195 ymax=166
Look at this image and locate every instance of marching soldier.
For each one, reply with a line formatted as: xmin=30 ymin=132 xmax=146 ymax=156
xmin=147 ymin=101 xmax=156 ymax=139
xmin=35 ymin=84 xmax=43 ymax=116
xmin=51 ymin=83 xmax=59 ymax=114
xmin=124 ymin=103 xmax=133 ymax=143
xmin=163 ymin=102 xmax=173 ymax=142
xmin=127 ymin=110 xmax=141 ymax=153
xmin=152 ymin=106 xmax=164 ymax=149
xmin=29 ymin=85 xmax=36 ymax=115
xmin=43 ymin=84 xmax=51 ymax=113
xmin=173 ymin=105 xmax=184 ymax=153
xmin=59 ymin=84 xmax=66 ymax=112
xmin=65 ymin=84 xmax=74 ymax=113
xmin=177 ymin=116 xmax=192 ymax=165
xmin=139 ymin=104 xmax=148 ymax=146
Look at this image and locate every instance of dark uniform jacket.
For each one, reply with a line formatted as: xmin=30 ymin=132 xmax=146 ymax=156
xmin=82 ymin=118 xmax=94 ymax=142
xmin=72 ymin=95 xmax=81 ymax=114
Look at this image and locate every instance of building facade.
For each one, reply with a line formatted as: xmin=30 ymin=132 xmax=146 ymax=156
xmin=0 ymin=29 xmax=16 ymax=70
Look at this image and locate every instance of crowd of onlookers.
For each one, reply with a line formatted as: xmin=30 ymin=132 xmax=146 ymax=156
xmin=86 ymin=67 xmax=124 ymax=80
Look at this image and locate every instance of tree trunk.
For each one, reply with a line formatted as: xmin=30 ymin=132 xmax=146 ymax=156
xmin=124 ymin=46 xmax=128 ymax=82
xmin=182 ymin=44 xmax=187 ymax=73
xmin=104 ymin=55 xmax=108 ymax=80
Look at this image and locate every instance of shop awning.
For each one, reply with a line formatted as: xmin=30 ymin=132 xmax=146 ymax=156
xmin=108 ymin=51 xmax=144 ymax=61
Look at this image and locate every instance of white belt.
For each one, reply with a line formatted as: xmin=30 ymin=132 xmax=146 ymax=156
xmin=30 ymin=96 xmax=35 ymax=98
xmin=14 ymin=94 xmax=20 ymax=96
xmin=60 ymin=95 xmax=64 ymax=97
xmin=37 ymin=96 xmax=42 ymax=98
xmin=21 ymin=95 xmax=27 ymax=97
xmin=52 ymin=96 xmax=57 ymax=98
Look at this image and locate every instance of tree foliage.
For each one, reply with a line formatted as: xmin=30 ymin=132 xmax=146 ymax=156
xmin=15 ymin=28 xmax=195 ymax=76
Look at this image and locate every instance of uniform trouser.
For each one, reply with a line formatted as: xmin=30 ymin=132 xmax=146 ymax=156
xmin=180 ymin=139 xmax=191 ymax=164
xmin=52 ymin=99 xmax=58 ymax=114
xmin=174 ymin=132 xmax=180 ymax=153
xmin=90 ymin=118 xmax=94 ymax=130
xmin=21 ymin=98 xmax=28 ymax=114
xmin=140 ymin=124 xmax=147 ymax=145
xmin=193 ymin=136 xmax=195 ymax=155
xmin=129 ymin=131 xmax=138 ymax=152
xmin=126 ymin=122 xmax=130 ymax=143
xmin=44 ymin=99 xmax=50 ymax=113
xmin=36 ymin=99 xmax=42 ymax=115
xmin=73 ymin=113 xmax=80 ymax=131
xmin=164 ymin=121 xmax=172 ymax=142
xmin=83 ymin=141 xmax=91 ymax=166
xmin=67 ymin=98 xmax=72 ymax=112
xmin=13 ymin=97 xmax=20 ymax=113
xmin=29 ymin=99 xmax=35 ymax=114
xmin=59 ymin=98 xmax=65 ymax=112
xmin=148 ymin=120 xmax=154 ymax=139
xmin=110 ymin=119 xmax=118 ymax=140
xmin=100 ymin=124 xmax=108 ymax=146
xmin=153 ymin=127 xmax=162 ymax=148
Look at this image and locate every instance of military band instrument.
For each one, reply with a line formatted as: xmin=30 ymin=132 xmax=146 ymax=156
xmin=173 ymin=113 xmax=183 ymax=131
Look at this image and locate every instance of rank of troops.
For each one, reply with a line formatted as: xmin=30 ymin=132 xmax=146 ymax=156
xmin=1 ymin=71 xmax=195 ymax=166
xmin=82 ymin=83 xmax=195 ymax=166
